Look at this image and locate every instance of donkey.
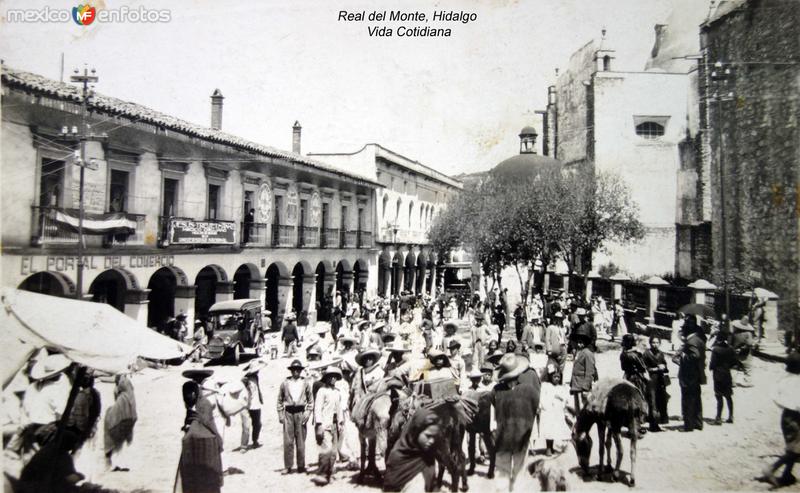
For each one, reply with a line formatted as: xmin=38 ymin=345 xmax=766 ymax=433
xmin=572 ymin=378 xmax=647 ymax=487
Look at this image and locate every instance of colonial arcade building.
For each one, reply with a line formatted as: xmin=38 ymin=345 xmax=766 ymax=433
xmin=310 ymin=144 xmax=462 ymax=299
xmin=1 ymin=67 xmax=380 ymax=332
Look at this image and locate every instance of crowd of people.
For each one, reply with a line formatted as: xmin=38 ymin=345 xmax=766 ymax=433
xmin=4 ymin=286 xmax=797 ymax=493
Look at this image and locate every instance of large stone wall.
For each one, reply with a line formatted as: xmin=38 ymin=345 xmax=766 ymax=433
xmin=703 ymin=0 xmax=800 ymax=334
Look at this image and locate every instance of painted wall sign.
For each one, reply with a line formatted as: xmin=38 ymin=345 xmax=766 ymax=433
xmin=310 ymin=191 xmax=322 ymax=227
xmin=20 ymin=254 xmax=176 ymax=275
xmin=285 ymin=183 xmax=299 ymax=226
xmin=168 ymin=219 xmax=236 ymax=245
xmin=257 ymin=182 xmax=273 ymax=223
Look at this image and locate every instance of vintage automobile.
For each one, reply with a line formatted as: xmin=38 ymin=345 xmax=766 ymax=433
xmin=205 ymin=299 xmax=267 ymax=363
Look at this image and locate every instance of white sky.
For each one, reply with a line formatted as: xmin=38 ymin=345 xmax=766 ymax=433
xmin=0 ymin=0 xmax=697 ymax=175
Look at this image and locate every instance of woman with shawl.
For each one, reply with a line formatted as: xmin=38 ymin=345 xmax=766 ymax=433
xmin=176 ymin=398 xmax=223 ymax=493
xmin=104 ymin=375 xmax=137 ymax=471
xmin=383 ymin=407 xmax=442 ymax=492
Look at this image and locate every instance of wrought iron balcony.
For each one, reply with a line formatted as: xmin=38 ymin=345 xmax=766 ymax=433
xmin=298 ymin=226 xmax=319 ymax=248
xmin=240 ymin=222 xmax=270 ymax=247
xmin=357 ymin=230 xmax=373 ymax=248
xmin=272 ymin=224 xmax=296 ymax=248
xmin=340 ymin=229 xmax=357 ymax=249
xmin=321 ymin=228 xmax=339 ymax=248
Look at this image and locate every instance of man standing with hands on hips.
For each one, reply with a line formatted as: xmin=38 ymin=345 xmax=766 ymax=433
xmin=277 ymin=359 xmax=314 ymax=474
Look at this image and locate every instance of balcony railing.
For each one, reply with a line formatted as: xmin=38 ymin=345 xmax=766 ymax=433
xmin=340 ymin=229 xmax=357 ymax=249
xmin=32 ymin=206 xmax=142 ymax=247
xmin=159 ymin=215 xmax=194 ymax=243
xmin=32 ymin=206 xmax=79 ymax=245
xmin=104 ymin=213 xmax=147 ymax=246
xmin=240 ymin=222 xmax=270 ymax=247
xmin=357 ymin=230 xmax=373 ymax=248
xmin=298 ymin=226 xmax=319 ymax=248
xmin=273 ymin=224 xmax=295 ymax=247
xmin=321 ymin=228 xmax=339 ymax=248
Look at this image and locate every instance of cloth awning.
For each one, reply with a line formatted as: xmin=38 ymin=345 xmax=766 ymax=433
xmin=53 ymin=209 xmax=138 ymax=234
xmin=1 ymin=288 xmax=191 ymax=385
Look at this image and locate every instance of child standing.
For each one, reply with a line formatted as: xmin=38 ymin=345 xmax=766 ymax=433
xmin=569 ymin=332 xmax=598 ymax=413
xmin=762 ymin=352 xmax=800 ymax=488
xmin=538 ymin=369 xmax=571 ymax=456
xmin=709 ymin=333 xmax=738 ymax=425
xmin=311 ymin=366 xmax=343 ymax=486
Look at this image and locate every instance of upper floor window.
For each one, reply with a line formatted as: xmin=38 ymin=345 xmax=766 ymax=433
xmin=108 ymin=169 xmax=129 ymax=213
xmin=635 ymin=122 xmax=665 ymax=139
xmin=208 ymin=184 xmax=221 ymax=219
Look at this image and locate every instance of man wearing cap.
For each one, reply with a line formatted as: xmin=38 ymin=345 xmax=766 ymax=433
xmin=571 ymin=308 xmax=596 ymax=353
xmin=282 ymin=313 xmax=299 ymax=357
xmin=448 ymin=340 xmax=467 ymax=391
xmin=242 ymin=360 xmax=265 ymax=449
xmin=277 ymin=360 xmax=314 ymax=474
xmin=312 ymin=366 xmax=344 ymax=485
xmin=471 ymin=312 xmax=488 ymax=368
xmin=491 ymin=353 xmax=540 ymax=491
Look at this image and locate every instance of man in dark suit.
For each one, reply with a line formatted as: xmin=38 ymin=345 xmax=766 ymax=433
xmin=676 ymin=317 xmax=707 ymax=431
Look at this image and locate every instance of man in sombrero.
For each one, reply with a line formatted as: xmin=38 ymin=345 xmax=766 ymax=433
xmin=276 ymin=359 xmax=313 ymax=474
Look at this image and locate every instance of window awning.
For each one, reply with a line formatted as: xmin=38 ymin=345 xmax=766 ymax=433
xmin=53 ymin=209 xmax=138 ymax=234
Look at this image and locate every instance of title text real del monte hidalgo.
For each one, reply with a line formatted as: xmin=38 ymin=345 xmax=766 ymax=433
xmin=338 ymin=10 xmax=477 ymax=37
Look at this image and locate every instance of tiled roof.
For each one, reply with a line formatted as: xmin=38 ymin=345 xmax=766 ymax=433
xmin=1 ymin=66 xmax=381 ymax=187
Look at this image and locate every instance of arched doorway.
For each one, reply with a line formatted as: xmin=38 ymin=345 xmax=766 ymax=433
xmin=354 ymin=259 xmax=367 ymax=295
xmin=335 ymin=262 xmax=345 ymax=293
xmin=315 ymin=262 xmax=328 ymax=321
xmin=415 ymin=254 xmax=426 ymax=294
xmin=391 ymin=256 xmax=401 ymax=296
xmin=147 ymin=267 xmax=187 ymax=331
xmin=233 ymin=264 xmax=256 ymax=299
xmin=18 ymin=271 xmax=75 ymax=298
xmin=195 ymin=265 xmax=227 ymax=318
xmin=291 ymin=263 xmax=304 ymax=314
xmin=404 ymin=252 xmax=416 ymax=293
xmin=378 ymin=251 xmax=391 ymax=297
xmin=89 ymin=269 xmax=135 ymax=312
xmin=265 ymin=263 xmax=282 ymax=329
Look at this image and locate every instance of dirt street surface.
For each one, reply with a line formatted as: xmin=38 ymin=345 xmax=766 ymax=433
xmin=54 ymin=349 xmax=797 ymax=493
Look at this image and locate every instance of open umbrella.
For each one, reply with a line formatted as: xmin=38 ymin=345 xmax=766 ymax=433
xmin=678 ymin=303 xmax=716 ymax=318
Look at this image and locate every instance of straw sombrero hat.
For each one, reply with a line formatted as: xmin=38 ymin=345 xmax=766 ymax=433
xmin=496 ymin=353 xmax=530 ymax=382
xmin=372 ymin=321 xmax=387 ymax=332
xmin=467 ymin=368 xmax=483 ymax=379
xmin=242 ymin=358 xmax=267 ymax=375
xmin=321 ymin=366 xmax=343 ymax=380
xmin=308 ymin=358 xmax=343 ymax=371
xmin=487 ymin=350 xmax=505 ymax=365
xmin=355 ymin=348 xmax=382 ymax=367
xmin=427 ymin=349 xmax=450 ymax=366
xmin=338 ymin=335 xmax=359 ymax=345
xmin=30 ymin=354 xmax=71 ymax=381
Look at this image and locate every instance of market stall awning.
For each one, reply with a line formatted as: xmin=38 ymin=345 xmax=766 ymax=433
xmin=53 ymin=209 xmax=138 ymax=234
xmin=1 ymin=288 xmax=190 ymax=385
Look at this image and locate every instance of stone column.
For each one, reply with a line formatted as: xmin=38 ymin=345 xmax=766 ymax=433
xmin=610 ymin=273 xmax=630 ymax=302
xmin=429 ymin=264 xmax=438 ymax=298
xmin=366 ymin=262 xmax=379 ymax=298
xmin=174 ymin=285 xmax=196 ymax=338
xmin=249 ymin=278 xmax=267 ymax=307
xmin=645 ymin=276 xmax=669 ymax=321
xmin=416 ymin=266 xmax=427 ymax=296
xmin=124 ymin=289 xmax=151 ymax=326
xmin=394 ymin=265 xmax=404 ymax=295
xmin=302 ymin=273 xmax=317 ymax=324
xmin=561 ymin=273 xmax=570 ymax=295
xmin=215 ymin=281 xmax=235 ymax=303
xmin=543 ymin=271 xmax=550 ymax=293
xmin=276 ymin=276 xmax=293 ymax=324
xmin=688 ymin=279 xmax=717 ymax=305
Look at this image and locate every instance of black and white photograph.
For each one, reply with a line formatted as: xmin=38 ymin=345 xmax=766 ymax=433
xmin=0 ymin=0 xmax=798 ymax=491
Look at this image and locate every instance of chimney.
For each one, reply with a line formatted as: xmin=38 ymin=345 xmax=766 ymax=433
xmin=210 ymin=89 xmax=224 ymax=130
xmin=292 ymin=121 xmax=302 ymax=154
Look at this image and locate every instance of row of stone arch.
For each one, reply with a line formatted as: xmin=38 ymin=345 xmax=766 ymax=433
xmin=17 ymin=258 xmax=370 ymax=330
